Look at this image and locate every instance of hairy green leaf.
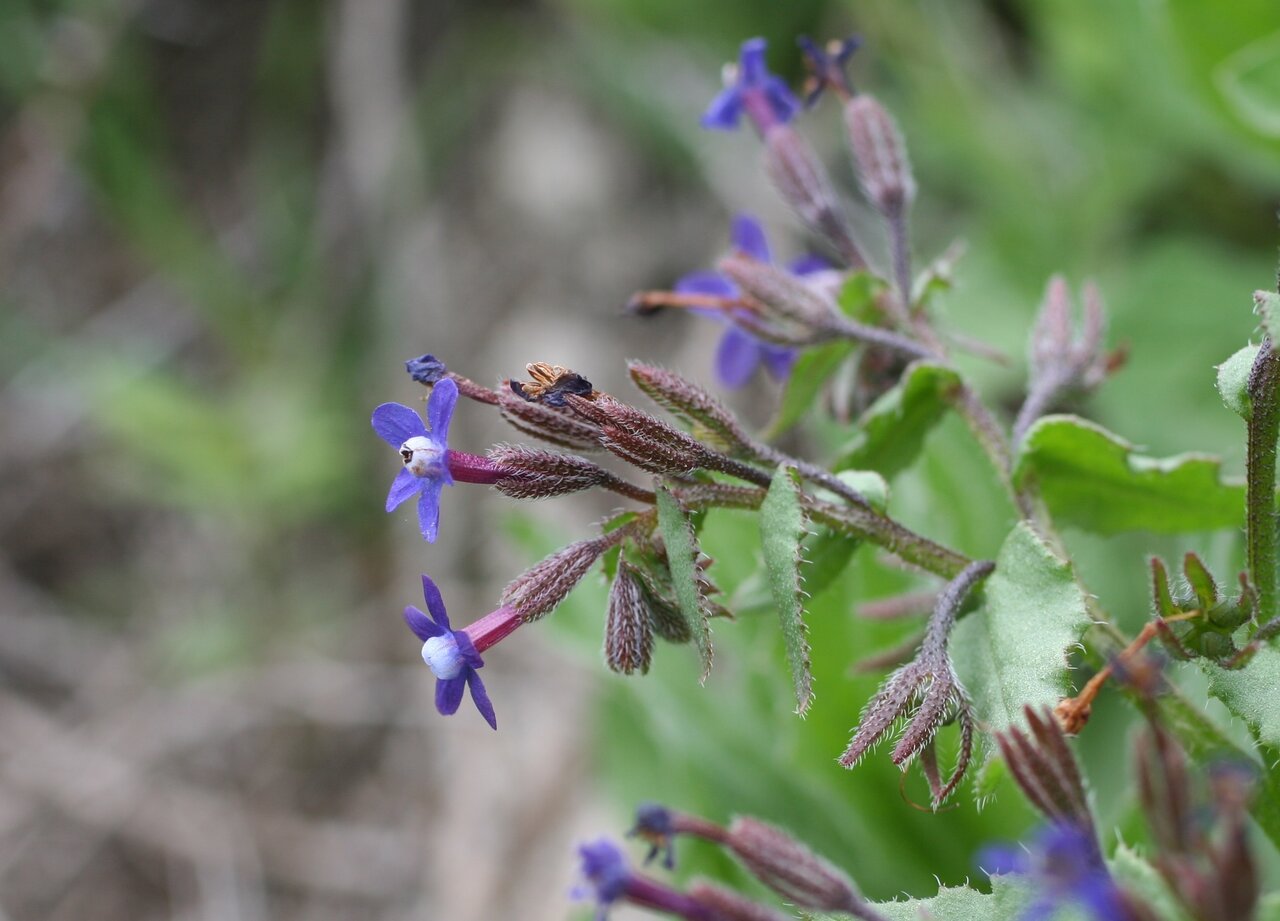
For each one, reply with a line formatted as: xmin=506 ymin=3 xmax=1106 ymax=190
xmin=951 ymin=522 xmax=1090 ymax=775
xmin=1207 ymin=645 xmax=1280 ymax=748
xmin=761 ymin=465 xmax=812 ymax=715
xmin=1014 ymin=415 xmax=1245 ymax=534
xmin=1218 ymin=343 xmax=1260 ymax=419
xmin=655 ymin=485 xmax=713 ymax=681
xmin=766 ymin=341 xmax=854 ymax=438
xmin=862 ymin=878 xmax=1029 ymax=921
xmin=836 ymin=361 xmax=961 ymax=478
xmin=1109 ymin=844 xmax=1193 ymax=921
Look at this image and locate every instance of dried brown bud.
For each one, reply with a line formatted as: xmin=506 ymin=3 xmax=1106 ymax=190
xmin=501 ymin=537 xmax=606 ymax=621
xmin=488 ymin=444 xmax=611 ymax=499
xmin=605 ymin=563 xmax=655 ymax=674
xmin=686 ymin=881 xmax=792 ymax=921
xmin=724 ymin=817 xmax=860 ymax=913
xmin=844 ymin=93 xmax=915 ymax=217
xmin=497 ymin=386 xmax=603 ymax=452
xmin=509 ymin=361 xmax=594 ymax=406
xmin=762 ymin=124 xmax=867 ymax=268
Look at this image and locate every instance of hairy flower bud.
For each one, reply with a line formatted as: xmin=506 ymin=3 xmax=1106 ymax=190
xmin=844 ymin=93 xmax=915 ymax=217
xmin=718 ymin=254 xmax=836 ymax=331
xmin=565 ymin=394 xmax=712 ymax=477
xmin=497 ymin=386 xmax=603 ymax=452
xmin=487 ymin=444 xmax=611 ymax=499
xmin=724 ymin=817 xmax=861 ymax=912
xmin=605 ymin=563 xmax=655 ymax=674
xmin=686 ymin=882 xmax=792 ymax=921
xmin=627 ymin=361 xmax=754 ymax=456
xmin=762 ymin=125 xmax=866 ymax=268
xmin=502 ymin=537 xmax=607 ymax=621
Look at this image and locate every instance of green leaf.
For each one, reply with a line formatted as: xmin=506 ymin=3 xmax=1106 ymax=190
xmin=836 ymin=361 xmax=961 ymax=478
xmin=1108 ymin=844 xmax=1193 ymax=921
xmin=766 ymin=341 xmax=855 ymax=437
xmin=1214 ymin=29 xmax=1280 ymax=137
xmin=836 ymin=270 xmax=885 ymax=321
xmin=951 ymin=522 xmax=1091 ymax=775
xmin=861 ymin=878 xmax=1030 ymax=921
xmin=1013 ymin=415 xmax=1245 ymax=534
xmin=655 ymin=485 xmax=713 ymax=681
xmin=1216 ymin=344 xmax=1259 ymax=419
xmin=761 ymin=465 xmax=812 ymax=715
xmin=1206 ymin=645 xmax=1280 ymax=749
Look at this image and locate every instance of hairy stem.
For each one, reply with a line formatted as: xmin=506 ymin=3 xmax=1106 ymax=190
xmin=1246 ymin=338 xmax=1280 ymax=624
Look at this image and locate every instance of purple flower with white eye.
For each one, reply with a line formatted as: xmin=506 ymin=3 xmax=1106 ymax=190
xmin=371 ymin=378 xmax=459 ymax=542
xmin=979 ymin=824 xmax=1133 ymax=921
xmin=676 ymin=214 xmax=830 ymax=389
xmin=404 ymin=574 xmax=512 ymax=730
xmin=702 ymin=37 xmax=800 ymax=134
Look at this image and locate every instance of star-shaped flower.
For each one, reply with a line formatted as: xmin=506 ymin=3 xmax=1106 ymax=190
xmin=404 ymin=574 xmax=498 ymax=729
xmin=980 ymin=824 xmax=1132 ymax=921
xmin=701 ymin=37 xmax=799 ymax=134
xmin=371 ymin=377 xmax=458 ymax=542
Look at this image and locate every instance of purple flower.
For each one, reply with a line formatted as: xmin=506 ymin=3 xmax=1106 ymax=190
xmin=979 ymin=824 xmax=1131 ymax=921
xmin=676 ymin=214 xmax=829 ymax=389
xmin=403 ymin=574 xmax=506 ymax=729
xmin=574 ymin=840 xmax=632 ymax=919
xmin=371 ymin=378 xmax=458 ymax=542
xmin=797 ymin=35 xmax=861 ymax=107
xmin=701 ymin=38 xmax=799 ymax=134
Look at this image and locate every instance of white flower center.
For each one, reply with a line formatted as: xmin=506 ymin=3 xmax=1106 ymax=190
xmin=400 ymin=435 xmax=444 ymax=478
xmin=422 ymin=635 xmax=464 ymax=679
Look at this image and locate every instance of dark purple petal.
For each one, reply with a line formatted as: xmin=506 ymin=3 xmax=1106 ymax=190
xmin=386 ymin=467 xmax=420 ymax=512
xmin=760 ymin=343 xmax=798 ymax=380
xmin=404 ymin=604 xmax=444 ymax=641
xmin=700 ymin=86 xmax=743 ymax=130
xmin=730 ymin=214 xmax=772 ymax=263
xmin=763 ymin=76 xmax=800 ymax=123
xmin=715 ymin=326 xmax=762 ymax=389
xmin=416 ymin=478 xmax=447 ymax=543
xmin=674 ymin=270 xmax=737 ymax=298
xmin=405 ymin=353 xmax=447 ymax=384
xmin=419 ymin=574 xmax=450 ymax=629
xmin=738 ymin=38 xmax=768 ymax=84
xmin=371 ymin=402 xmax=427 ymax=446
xmin=453 ymin=628 xmax=485 ymax=669
xmin=466 ymin=669 xmax=497 ymax=729
xmin=976 ymin=844 xmax=1027 ymax=877
xmin=435 ymin=674 xmax=466 ymax=715
xmin=426 ymin=377 xmax=458 ymax=443
xmin=787 ymin=254 xmax=832 ymax=276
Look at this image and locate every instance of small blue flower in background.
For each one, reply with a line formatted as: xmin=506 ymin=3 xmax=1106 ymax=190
xmin=676 ymin=214 xmax=830 ymax=389
xmin=404 ymin=574 xmax=498 ymax=729
xmin=573 ymin=839 xmax=632 ymax=920
xmin=979 ymin=824 xmax=1130 ymax=921
xmin=797 ymin=35 xmax=861 ymax=107
xmin=371 ymin=377 xmax=458 ymax=542
xmin=701 ymin=37 xmax=799 ymax=133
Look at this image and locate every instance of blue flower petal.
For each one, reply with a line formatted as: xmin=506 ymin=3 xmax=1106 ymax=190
xmin=700 ymin=86 xmax=743 ymax=130
xmin=426 ymin=377 xmax=458 ymax=443
xmin=435 ymin=674 xmax=467 ymax=715
xmin=386 ymin=467 xmax=420 ymax=512
xmin=404 ymin=604 xmax=445 ymax=642
xmin=715 ymin=326 xmax=762 ymax=389
xmin=416 ymin=478 xmax=447 ymax=543
xmin=674 ymin=270 xmax=737 ymax=298
xmin=738 ymin=38 xmax=769 ymax=85
xmin=371 ymin=402 xmax=427 ymax=447
xmin=730 ymin=214 xmax=772 ymax=263
xmin=466 ymin=668 xmax=497 ymax=729
xmin=760 ymin=344 xmax=798 ymax=380
xmin=420 ymin=574 xmax=451 ymax=630
xmin=764 ymin=76 xmax=800 ymax=123
xmin=787 ymin=254 xmax=832 ymax=276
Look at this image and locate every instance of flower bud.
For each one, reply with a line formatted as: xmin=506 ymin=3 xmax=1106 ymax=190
xmin=405 ymin=353 xmax=448 ymax=385
xmin=487 ymin=444 xmax=611 ymax=499
xmin=565 ymin=394 xmax=714 ymax=477
xmin=605 ymin=563 xmax=655 ymax=675
xmin=627 ymin=361 xmax=753 ymax=456
xmin=844 ymin=93 xmax=915 ymax=217
xmin=718 ymin=254 xmax=836 ymax=330
xmin=686 ymin=881 xmax=792 ymax=921
xmin=762 ymin=124 xmax=866 ymax=268
xmin=724 ymin=816 xmax=860 ymax=912
xmin=497 ymin=386 xmax=603 ymax=452
xmin=502 ymin=537 xmax=607 ymax=621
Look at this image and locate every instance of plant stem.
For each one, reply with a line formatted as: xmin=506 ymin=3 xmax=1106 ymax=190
xmin=1246 ymin=338 xmax=1280 ymax=624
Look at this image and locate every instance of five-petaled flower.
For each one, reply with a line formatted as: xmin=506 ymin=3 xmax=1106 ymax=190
xmin=676 ymin=214 xmax=831 ymax=388
xmin=702 ymin=37 xmax=799 ymax=134
xmin=404 ymin=574 xmax=524 ymax=730
xmin=372 ymin=378 xmax=458 ymax=542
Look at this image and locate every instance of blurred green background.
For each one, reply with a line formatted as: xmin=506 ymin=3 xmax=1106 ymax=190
xmin=1 ymin=0 xmax=1278 ymax=918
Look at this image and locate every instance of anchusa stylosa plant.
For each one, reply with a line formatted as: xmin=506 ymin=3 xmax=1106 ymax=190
xmin=371 ymin=33 xmax=1280 ymax=921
